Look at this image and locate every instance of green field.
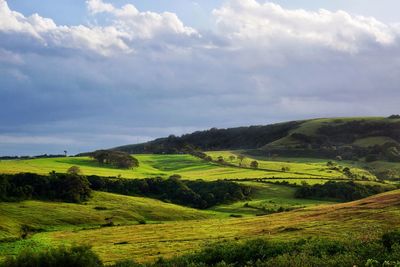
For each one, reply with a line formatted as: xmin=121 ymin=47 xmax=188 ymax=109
xmin=206 ymin=151 xmax=376 ymax=180
xmin=210 ymin=182 xmax=335 ymax=216
xmin=1 ymin=151 xmax=398 ymax=265
xmin=3 ymin=190 xmax=398 ymax=264
xmin=0 ymin=153 xmax=372 ymax=181
xmin=0 ymin=182 xmax=332 ymax=262
xmin=0 ymin=191 xmax=220 ymax=242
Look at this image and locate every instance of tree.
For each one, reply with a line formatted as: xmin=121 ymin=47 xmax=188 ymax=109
xmin=67 ymin=166 xmax=81 ymax=175
xmin=229 ymin=155 xmax=236 ymax=162
xmin=90 ymin=150 xmax=139 ymax=169
xmin=58 ymin=173 xmax=92 ymax=203
xmin=250 ymin=160 xmax=259 ymax=169
xmin=237 ymin=155 xmax=245 ymax=166
xmin=281 ymin=166 xmax=290 ymax=172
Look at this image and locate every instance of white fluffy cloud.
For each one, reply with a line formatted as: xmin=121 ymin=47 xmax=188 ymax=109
xmin=213 ymin=0 xmax=398 ymax=53
xmin=0 ymin=0 xmax=197 ymax=55
xmin=86 ymin=0 xmax=198 ymax=39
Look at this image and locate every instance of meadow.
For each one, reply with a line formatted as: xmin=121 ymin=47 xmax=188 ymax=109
xmin=0 ymin=150 xmax=398 ymax=266
xmin=206 ymin=151 xmax=376 ymax=180
xmin=210 ymin=181 xmax=335 ymax=216
xmin=3 ymin=189 xmax=398 ymax=264
xmin=0 ymin=191 xmax=220 ymax=241
xmin=0 ymin=152 xmax=375 ymax=181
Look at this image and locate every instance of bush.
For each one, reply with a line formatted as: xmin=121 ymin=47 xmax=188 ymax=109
xmin=1 ymin=245 xmax=103 ymax=267
xmin=382 ymin=230 xmax=400 ymax=251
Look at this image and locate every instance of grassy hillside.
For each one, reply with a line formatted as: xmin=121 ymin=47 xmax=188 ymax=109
xmin=0 ymin=154 xmax=362 ymax=180
xmin=210 ymin=182 xmax=335 ymax=216
xmin=206 ymin=151 xmax=376 ymax=180
xmin=0 ymin=191 xmax=218 ymax=242
xmin=264 ymin=117 xmax=400 ymax=148
xmin=14 ymin=189 xmax=400 ymax=264
xmin=112 ymin=117 xmax=400 ymax=155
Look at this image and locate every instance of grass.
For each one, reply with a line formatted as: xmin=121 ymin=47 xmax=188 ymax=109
xmin=0 ymin=154 xmax=363 ymax=180
xmin=205 ymin=151 xmax=376 ymax=180
xmin=263 ymin=117 xmax=398 ymax=149
xmin=367 ymin=161 xmax=400 ymax=178
xmin=209 ymin=182 xmax=335 ymax=216
xmin=353 ymin=136 xmax=399 ymax=147
xmin=9 ymin=189 xmax=399 ymax=264
xmin=0 ymin=191 xmax=220 ymax=242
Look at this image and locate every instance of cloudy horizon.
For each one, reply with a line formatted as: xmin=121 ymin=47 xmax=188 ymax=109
xmin=1 ymin=0 xmax=400 ymax=156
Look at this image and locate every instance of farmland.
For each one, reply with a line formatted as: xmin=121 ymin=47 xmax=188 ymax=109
xmin=2 ymin=189 xmax=398 ymax=264
xmin=0 ymin=152 xmax=376 ymax=181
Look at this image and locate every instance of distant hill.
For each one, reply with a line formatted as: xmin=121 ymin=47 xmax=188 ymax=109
xmin=114 ymin=116 xmax=400 ymax=161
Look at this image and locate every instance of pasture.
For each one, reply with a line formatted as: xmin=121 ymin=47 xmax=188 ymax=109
xmin=5 ymin=190 xmax=398 ymax=264
xmin=0 ymin=153 xmax=367 ymax=181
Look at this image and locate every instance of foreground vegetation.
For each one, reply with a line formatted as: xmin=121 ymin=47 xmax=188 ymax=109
xmin=3 ymin=232 xmax=400 ymax=267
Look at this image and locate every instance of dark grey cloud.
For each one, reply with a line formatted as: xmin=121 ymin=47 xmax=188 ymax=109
xmin=1 ymin=0 xmax=400 ymax=155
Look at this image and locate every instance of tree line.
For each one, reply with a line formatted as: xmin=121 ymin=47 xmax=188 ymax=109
xmin=87 ymin=175 xmax=252 ymax=209
xmin=294 ymin=181 xmax=393 ymax=201
xmin=0 ymin=172 xmax=91 ymax=203
xmin=0 ymin=172 xmax=252 ymax=209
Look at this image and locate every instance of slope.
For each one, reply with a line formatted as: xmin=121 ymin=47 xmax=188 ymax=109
xmin=0 ymin=154 xmax=350 ymax=180
xmin=113 ymin=117 xmax=400 ymax=155
xmin=22 ymin=189 xmax=400 ymax=264
xmin=0 ymin=191 xmax=218 ymax=241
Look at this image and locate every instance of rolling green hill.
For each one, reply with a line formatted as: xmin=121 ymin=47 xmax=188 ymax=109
xmin=114 ymin=117 xmax=400 ymax=163
xmin=0 ymin=153 xmax=376 ymax=180
xmin=13 ymin=189 xmax=400 ymax=264
xmin=0 ymin=191 xmax=218 ymax=242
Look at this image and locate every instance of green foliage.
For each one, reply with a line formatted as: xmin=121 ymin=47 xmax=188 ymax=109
xmin=67 ymin=166 xmax=81 ymax=175
xmin=0 ymin=173 xmax=91 ymax=203
xmin=87 ymin=176 xmax=251 ymax=209
xmin=250 ymin=161 xmax=259 ymax=169
xmin=109 ymin=235 xmax=400 ymax=266
xmin=0 ymin=245 xmax=103 ymax=267
xmin=294 ymin=181 xmax=389 ymax=201
xmin=90 ymin=150 xmax=139 ymax=169
xmin=4 ymin=237 xmax=400 ymax=267
xmin=382 ymin=230 xmax=400 ymax=251
xmin=114 ymin=121 xmax=300 ymax=153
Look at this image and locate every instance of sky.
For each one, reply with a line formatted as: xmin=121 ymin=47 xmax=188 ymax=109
xmin=1 ymin=0 xmax=400 ymax=156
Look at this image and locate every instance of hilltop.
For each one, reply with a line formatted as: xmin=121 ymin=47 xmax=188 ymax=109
xmin=114 ymin=116 xmax=400 ymax=162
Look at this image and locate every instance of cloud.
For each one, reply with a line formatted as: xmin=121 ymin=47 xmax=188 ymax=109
xmin=213 ymin=0 xmax=398 ymax=53
xmin=86 ymin=0 xmax=115 ymax=14
xmin=86 ymin=0 xmax=198 ymax=40
xmin=0 ymin=0 xmax=400 ymax=155
xmin=0 ymin=0 xmax=198 ymax=56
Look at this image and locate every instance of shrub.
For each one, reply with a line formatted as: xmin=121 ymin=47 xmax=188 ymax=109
xmin=1 ymin=245 xmax=103 ymax=267
xmin=382 ymin=230 xmax=400 ymax=251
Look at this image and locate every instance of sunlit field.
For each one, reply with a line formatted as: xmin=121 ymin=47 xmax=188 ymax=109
xmin=0 ymin=152 xmax=377 ymax=182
